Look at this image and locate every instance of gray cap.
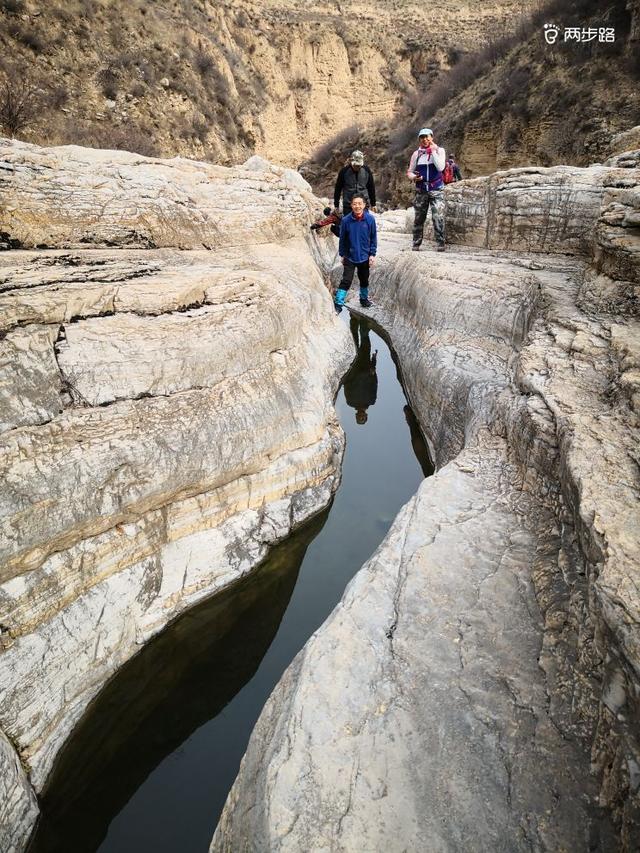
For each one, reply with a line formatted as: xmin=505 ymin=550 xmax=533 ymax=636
xmin=350 ymin=150 xmax=364 ymax=165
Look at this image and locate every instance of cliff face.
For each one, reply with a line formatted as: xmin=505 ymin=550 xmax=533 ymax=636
xmin=213 ymin=154 xmax=640 ymax=849
xmin=0 ymin=0 xmax=534 ymax=167
xmin=0 ymin=139 xmax=353 ymax=851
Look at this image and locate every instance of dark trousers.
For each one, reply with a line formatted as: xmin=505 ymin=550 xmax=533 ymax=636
xmin=340 ymin=260 xmax=370 ymax=291
xmin=413 ymin=190 xmax=445 ymax=247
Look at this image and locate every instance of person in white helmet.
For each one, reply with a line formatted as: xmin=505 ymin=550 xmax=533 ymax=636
xmin=334 ymin=149 xmax=376 ymax=215
xmin=407 ymin=128 xmax=446 ymax=251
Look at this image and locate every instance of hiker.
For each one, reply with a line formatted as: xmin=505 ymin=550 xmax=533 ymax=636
xmin=334 ymin=194 xmax=377 ymax=313
xmin=343 ymin=316 xmax=378 ymax=425
xmin=407 ymin=127 xmax=446 ymax=252
xmin=443 ymin=155 xmax=462 ymax=184
xmin=334 ymin=150 xmax=376 ymax=215
xmin=310 ymin=206 xmax=342 ymax=238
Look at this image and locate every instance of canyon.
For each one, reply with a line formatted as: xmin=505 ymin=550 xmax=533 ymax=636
xmin=0 ymin=131 xmax=639 ymax=852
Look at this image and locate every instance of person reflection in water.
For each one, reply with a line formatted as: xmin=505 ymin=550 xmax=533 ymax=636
xmin=343 ymin=316 xmax=378 ymax=425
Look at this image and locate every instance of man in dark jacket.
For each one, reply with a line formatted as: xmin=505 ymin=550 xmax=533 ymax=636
xmin=334 ymin=194 xmax=377 ymax=313
xmin=447 ymin=155 xmax=462 ymax=181
xmin=334 ymin=150 xmax=376 ymax=215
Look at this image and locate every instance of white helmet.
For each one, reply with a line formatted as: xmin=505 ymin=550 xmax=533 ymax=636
xmin=418 ymin=127 xmax=433 ymax=137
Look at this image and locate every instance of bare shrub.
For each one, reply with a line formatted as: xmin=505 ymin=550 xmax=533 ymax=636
xmin=47 ymin=84 xmax=69 ymax=110
xmin=62 ymin=120 xmax=160 ymax=157
xmin=194 ymin=47 xmax=215 ymax=77
xmin=209 ymin=67 xmax=231 ymax=108
xmin=0 ymin=0 xmax=25 ymax=14
xmin=190 ymin=117 xmax=210 ymax=143
xmin=130 ymin=81 xmax=146 ymax=98
xmin=7 ymin=21 xmax=46 ymax=52
xmin=112 ymin=51 xmax=139 ymax=71
xmin=0 ymin=73 xmax=41 ymax=136
xmin=310 ymin=123 xmax=360 ymax=165
xmin=96 ymin=67 xmax=119 ymax=100
xmin=291 ymin=77 xmax=311 ymax=91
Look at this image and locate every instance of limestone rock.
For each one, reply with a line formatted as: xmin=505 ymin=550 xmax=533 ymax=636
xmin=0 ymin=731 xmax=37 ymax=853
xmin=594 ymin=176 xmax=640 ymax=288
xmin=0 ymin=325 xmax=64 ymax=432
xmin=607 ymin=126 xmax=640 ymax=159
xmin=445 ymin=164 xmax=628 ymax=255
xmin=376 ymin=209 xmax=411 ymax=233
xmin=0 ymin=139 xmax=353 ymax=851
xmin=213 ymin=444 xmax=615 ymax=853
xmin=241 ymin=155 xmax=312 ymax=194
xmin=0 ymin=139 xmax=316 ymax=250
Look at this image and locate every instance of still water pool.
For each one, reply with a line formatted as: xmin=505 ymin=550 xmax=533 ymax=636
xmin=30 ymin=313 xmax=433 ymax=853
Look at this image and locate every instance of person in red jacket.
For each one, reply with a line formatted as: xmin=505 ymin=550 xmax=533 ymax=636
xmin=310 ymin=207 xmax=342 ymax=238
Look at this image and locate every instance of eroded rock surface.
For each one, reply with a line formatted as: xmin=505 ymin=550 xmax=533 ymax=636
xmin=214 ymin=156 xmax=640 ymax=850
xmin=0 ymin=141 xmax=351 ymax=850
xmin=0 ymin=731 xmax=38 ymax=853
xmin=0 ymin=139 xmax=310 ymax=250
xmin=214 ymin=442 xmax=615 ymax=852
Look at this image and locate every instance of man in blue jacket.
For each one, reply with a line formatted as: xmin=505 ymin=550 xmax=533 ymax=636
xmin=334 ymin=194 xmax=377 ymax=314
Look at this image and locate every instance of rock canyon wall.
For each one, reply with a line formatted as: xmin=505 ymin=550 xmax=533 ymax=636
xmin=0 ymin=139 xmax=353 ymax=850
xmin=1 ymin=134 xmax=639 ymax=853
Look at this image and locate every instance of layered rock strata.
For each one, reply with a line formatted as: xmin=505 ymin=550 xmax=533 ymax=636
xmin=213 ymin=161 xmax=640 ymax=849
xmin=0 ymin=141 xmax=352 ymax=850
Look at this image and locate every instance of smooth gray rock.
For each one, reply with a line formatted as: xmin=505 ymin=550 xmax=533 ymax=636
xmin=213 ymin=443 xmax=614 ymax=852
xmin=214 ymin=154 xmax=639 ymax=848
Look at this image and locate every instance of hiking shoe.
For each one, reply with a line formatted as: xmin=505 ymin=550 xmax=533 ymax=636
xmin=437 ymin=244 xmax=446 ymax=252
xmin=360 ymin=298 xmax=373 ymax=308
xmin=412 ymin=245 xmax=420 ymax=251
xmin=334 ymin=304 xmax=343 ymax=314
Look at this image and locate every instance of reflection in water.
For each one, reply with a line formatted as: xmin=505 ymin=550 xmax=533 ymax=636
xmin=404 ymin=405 xmax=434 ymax=479
xmin=29 ymin=313 xmax=434 ymax=853
xmin=29 ymin=509 xmax=329 ymax=853
xmin=343 ymin=316 xmax=378 ymax=425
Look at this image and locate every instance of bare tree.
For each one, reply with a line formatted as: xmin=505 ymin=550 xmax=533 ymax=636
xmin=0 ymin=74 xmax=41 ymax=137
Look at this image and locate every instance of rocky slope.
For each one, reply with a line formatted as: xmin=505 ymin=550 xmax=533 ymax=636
xmin=0 ymin=139 xmax=353 ymax=852
xmin=0 ymin=0 xmax=534 ymax=167
xmin=213 ymin=157 xmax=640 ymax=848
xmin=304 ymin=0 xmax=640 ymax=204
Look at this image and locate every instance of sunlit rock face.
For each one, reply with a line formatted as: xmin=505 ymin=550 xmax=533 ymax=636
xmin=213 ymin=154 xmax=640 ymax=850
xmin=0 ymin=140 xmax=352 ymax=851
xmin=0 ymin=140 xmax=312 ymax=250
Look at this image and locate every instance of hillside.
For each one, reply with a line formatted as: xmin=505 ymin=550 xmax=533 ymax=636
xmin=303 ymin=0 xmax=640 ymax=206
xmin=0 ymin=0 xmax=534 ymax=167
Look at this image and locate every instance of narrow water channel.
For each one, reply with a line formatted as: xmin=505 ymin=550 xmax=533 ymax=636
xmin=30 ymin=313 xmax=433 ymax=853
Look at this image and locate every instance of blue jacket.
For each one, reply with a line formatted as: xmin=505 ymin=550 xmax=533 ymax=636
xmin=339 ymin=210 xmax=377 ymax=264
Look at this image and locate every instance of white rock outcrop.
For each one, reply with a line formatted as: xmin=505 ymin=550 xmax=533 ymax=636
xmin=0 ymin=140 xmax=352 ymax=850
